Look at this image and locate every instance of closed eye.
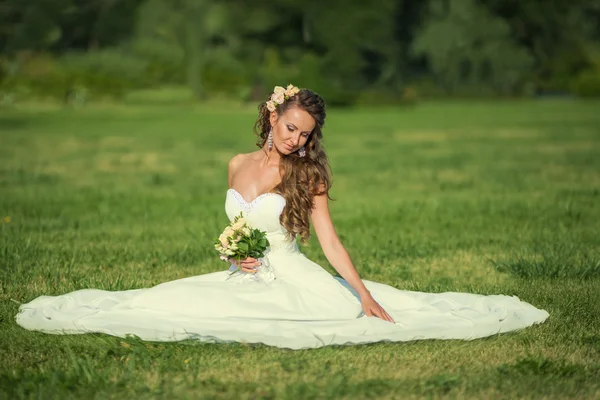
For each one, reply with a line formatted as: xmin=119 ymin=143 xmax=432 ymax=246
xmin=288 ymin=124 xmax=310 ymax=137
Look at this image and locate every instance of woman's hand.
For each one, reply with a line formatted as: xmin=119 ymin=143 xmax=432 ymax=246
xmin=361 ymin=293 xmax=395 ymax=323
xmin=230 ymin=257 xmax=261 ymax=274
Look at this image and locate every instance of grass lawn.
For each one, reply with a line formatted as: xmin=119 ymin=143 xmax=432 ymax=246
xmin=1 ymin=98 xmax=599 ymax=399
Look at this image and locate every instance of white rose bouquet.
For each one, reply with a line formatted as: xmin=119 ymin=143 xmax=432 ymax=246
xmin=214 ymin=213 xmax=272 ymax=281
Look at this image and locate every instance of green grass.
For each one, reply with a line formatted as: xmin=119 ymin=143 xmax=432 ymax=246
xmin=1 ymin=98 xmax=600 ymax=399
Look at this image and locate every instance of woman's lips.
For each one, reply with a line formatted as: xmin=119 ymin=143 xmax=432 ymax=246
xmin=283 ymin=144 xmax=294 ymax=151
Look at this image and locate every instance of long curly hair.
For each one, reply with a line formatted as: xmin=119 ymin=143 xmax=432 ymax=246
xmin=253 ymin=88 xmax=331 ymax=244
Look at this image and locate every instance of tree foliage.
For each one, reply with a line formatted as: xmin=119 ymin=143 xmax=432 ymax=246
xmin=413 ymin=0 xmax=533 ymax=95
xmin=1 ymin=0 xmax=599 ymax=100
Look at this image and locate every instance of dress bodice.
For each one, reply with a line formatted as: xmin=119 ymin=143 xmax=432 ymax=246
xmin=225 ymin=189 xmax=299 ymax=254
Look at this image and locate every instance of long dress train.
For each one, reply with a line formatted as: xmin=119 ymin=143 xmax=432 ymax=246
xmin=15 ymin=190 xmax=549 ymax=349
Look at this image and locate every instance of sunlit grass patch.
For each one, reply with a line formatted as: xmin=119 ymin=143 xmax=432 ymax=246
xmin=407 ymin=250 xmax=508 ymax=286
xmin=394 ymin=130 xmax=451 ymax=143
xmin=485 ymin=128 xmax=542 ymax=140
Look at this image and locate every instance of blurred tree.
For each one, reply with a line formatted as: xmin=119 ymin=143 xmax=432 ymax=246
xmin=58 ymin=0 xmax=144 ymax=50
xmin=135 ymin=0 xmax=398 ymax=101
xmin=412 ymin=0 xmax=533 ymax=95
xmin=2 ymin=0 xmax=599 ymax=100
xmin=0 ymin=0 xmax=143 ymax=55
xmin=136 ymin=0 xmax=237 ymax=99
xmin=297 ymin=0 xmax=397 ymax=90
xmin=390 ymin=0 xmax=430 ymax=85
xmin=0 ymin=0 xmax=66 ymax=55
xmin=231 ymin=0 xmax=398 ymax=101
xmin=483 ymin=0 xmax=600 ymax=92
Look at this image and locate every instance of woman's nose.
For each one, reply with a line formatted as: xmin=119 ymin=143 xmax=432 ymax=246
xmin=292 ymin=133 xmax=301 ymax=146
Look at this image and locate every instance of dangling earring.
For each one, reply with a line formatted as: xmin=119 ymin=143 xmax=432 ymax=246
xmin=267 ymin=129 xmax=273 ymax=151
xmin=298 ymin=146 xmax=306 ymax=157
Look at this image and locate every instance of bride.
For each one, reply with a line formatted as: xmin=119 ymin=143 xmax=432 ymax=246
xmin=16 ymin=85 xmax=549 ymax=349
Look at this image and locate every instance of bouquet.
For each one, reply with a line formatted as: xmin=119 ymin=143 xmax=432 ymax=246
xmin=214 ymin=213 xmax=274 ymax=282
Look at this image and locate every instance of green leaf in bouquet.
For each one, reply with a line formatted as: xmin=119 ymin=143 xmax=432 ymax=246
xmin=233 ymin=212 xmax=244 ymax=223
xmin=237 ymin=241 xmax=249 ymax=252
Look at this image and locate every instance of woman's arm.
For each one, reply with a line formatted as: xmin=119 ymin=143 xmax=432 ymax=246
xmin=227 ymin=154 xmax=261 ymax=273
xmin=310 ymin=192 xmax=394 ymax=323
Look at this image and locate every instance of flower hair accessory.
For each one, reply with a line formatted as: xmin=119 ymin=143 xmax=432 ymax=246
xmin=266 ymin=84 xmax=300 ymax=112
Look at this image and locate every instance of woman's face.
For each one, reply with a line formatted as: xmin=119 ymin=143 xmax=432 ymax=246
xmin=270 ymin=106 xmax=315 ymax=155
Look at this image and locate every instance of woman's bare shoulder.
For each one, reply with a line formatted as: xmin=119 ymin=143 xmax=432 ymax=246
xmin=228 ymin=153 xmax=245 ymax=170
xmin=228 ymin=151 xmax=261 ymax=173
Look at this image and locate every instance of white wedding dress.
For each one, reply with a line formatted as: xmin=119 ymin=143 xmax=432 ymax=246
xmin=16 ymin=189 xmax=549 ymax=349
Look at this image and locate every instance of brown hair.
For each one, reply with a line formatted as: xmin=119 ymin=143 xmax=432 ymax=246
xmin=253 ymin=88 xmax=331 ymax=244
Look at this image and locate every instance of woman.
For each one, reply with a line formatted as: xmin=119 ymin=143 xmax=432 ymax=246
xmin=16 ymin=85 xmax=549 ymax=350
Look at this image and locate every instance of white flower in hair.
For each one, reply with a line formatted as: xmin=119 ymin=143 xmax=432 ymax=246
xmin=271 ymin=92 xmax=285 ymax=104
xmin=285 ymin=84 xmax=300 ymax=97
xmin=266 ymin=84 xmax=300 ymax=111
xmin=266 ymin=100 xmax=277 ymax=112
